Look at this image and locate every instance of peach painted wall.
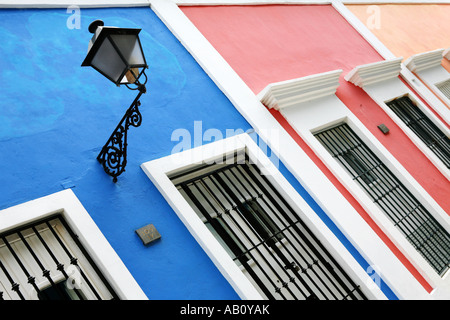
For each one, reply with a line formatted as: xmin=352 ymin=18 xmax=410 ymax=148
xmin=181 ymin=4 xmax=450 ymax=292
xmin=347 ymin=4 xmax=450 ymax=73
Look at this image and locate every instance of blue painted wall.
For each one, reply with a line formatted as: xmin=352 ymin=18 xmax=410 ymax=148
xmin=0 ymin=7 xmax=396 ymax=299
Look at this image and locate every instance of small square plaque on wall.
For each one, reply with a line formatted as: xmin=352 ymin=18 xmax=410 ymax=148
xmin=135 ymin=224 xmax=161 ymax=246
xmin=377 ymin=124 xmax=389 ymax=134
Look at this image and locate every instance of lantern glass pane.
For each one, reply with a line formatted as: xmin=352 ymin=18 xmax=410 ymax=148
xmin=120 ymin=67 xmax=144 ymax=84
xmin=91 ymin=37 xmax=127 ymax=83
xmin=110 ymin=34 xmax=145 ymax=66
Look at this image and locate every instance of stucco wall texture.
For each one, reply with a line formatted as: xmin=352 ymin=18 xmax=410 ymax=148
xmin=0 ymin=6 xmax=387 ymax=299
xmin=181 ymin=4 xmax=450 ymax=293
xmin=347 ymin=4 xmax=450 ymax=73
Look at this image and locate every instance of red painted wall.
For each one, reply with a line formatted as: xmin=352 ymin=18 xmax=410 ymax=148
xmin=181 ymin=4 xmax=449 ymax=292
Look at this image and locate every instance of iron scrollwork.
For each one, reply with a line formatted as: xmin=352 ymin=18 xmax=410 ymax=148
xmin=97 ymin=83 xmax=146 ymax=182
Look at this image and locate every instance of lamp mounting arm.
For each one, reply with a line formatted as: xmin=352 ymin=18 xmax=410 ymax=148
xmin=97 ymin=84 xmax=146 ymax=182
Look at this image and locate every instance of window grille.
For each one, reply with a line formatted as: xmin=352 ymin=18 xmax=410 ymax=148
xmin=436 ymin=79 xmax=450 ymax=100
xmin=0 ymin=215 xmax=118 ymax=300
xmin=171 ymin=153 xmax=367 ymax=300
xmin=315 ymin=123 xmax=450 ymax=276
xmin=386 ymin=96 xmax=450 ymax=168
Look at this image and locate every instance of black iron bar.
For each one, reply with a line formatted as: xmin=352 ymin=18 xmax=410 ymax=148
xmin=17 ymin=231 xmax=67 ymax=300
xmin=1 ymin=235 xmax=46 ymax=299
xmin=44 ymin=220 xmax=102 ymax=299
xmin=234 ymin=165 xmax=346 ymax=300
xmin=242 ymin=162 xmax=364 ymax=300
xmin=203 ymin=173 xmax=293 ymax=299
xmin=180 ymin=181 xmax=277 ymax=299
xmin=31 ymin=225 xmax=84 ymax=300
xmin=213 ymin=171 xmax=302 ymax=299
xmin=387 ymin=97 xmax=450 ymax=168
xmin=0 ymin=257 xmax=25 ymax=300
xmin=226 ymin=166 xmax=334 ymax=300
xmin=199 ymin=177 xmax=289 ymax=299
xmin=54 ymin=217 xmax=120 ymax=299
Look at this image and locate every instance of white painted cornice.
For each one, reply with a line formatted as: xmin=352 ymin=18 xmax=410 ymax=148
xmin=444 ymin=48 xmax=450 ymax=61
xmin=404 ymin=49 xmax=445 ymax=73
xmin=345 ymin=58 xmax=403 ymax=88
xmin=258 ymin=70 xmax=342 ymax=110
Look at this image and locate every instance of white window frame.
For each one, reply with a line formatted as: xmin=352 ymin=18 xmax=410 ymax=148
xmin=404 ymin=49 xmax=450 ymax=109
xmin=345 ymin=58 xmax=450 ymax=180
xmin=0 ymin=189 xmax=147 ymax=300
xmin=258 ymin=69 xmax=450 ymax=299
xmin=141 ymin=133 xmax=387 ymax=300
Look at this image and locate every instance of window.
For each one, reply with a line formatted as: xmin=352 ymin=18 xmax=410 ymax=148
xmin=346 ymin=58 xmax=450 ymax=179
xmin=0 ymin=214 xmax=118 ymax=300
xmin=170 ymin=152 xmax=366 ymax=300
xmin=0 ymin=190 xmax=147 ymax=300
xmin=436 ymin=79 xmax=450 ymax=100
xmin=386 ymin=96 xmax=450 ymax=169
xmin=315 ymin=123 xmax=450 ymax=276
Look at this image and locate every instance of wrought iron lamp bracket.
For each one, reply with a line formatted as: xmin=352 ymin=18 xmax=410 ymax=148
xmin=97 ymin=79 xmax=147 ymax=183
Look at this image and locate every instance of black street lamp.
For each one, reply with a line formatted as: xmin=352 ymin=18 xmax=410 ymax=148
xmin=82 ymin=20 xmax=148 ymax=182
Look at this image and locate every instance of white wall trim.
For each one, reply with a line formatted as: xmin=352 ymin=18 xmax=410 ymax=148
xmin=141 ymin=133 xmax=388 ymax=300
xmin=444 ymin=48 xmax=450 ymax=61
xmin=346 ymin=59 xmax=450 ymax=181
xmin=404 ymin=49 xmax=450 ymax=109
xmin=344 ymin=58 xmax=403 ymax=87
xmin=0 ymin=0 xmax=151 ymax=8
xmin=404 ymin=49 xmax=445 ymax=73
xmin=4 ymin=0 xmax=450 ymax=8
xmin=0 ymin=189 xmax=148 ymax=300
xmin=0 ymin=0 xmax=334 ymax=8
xmin=258 ymin=70 xmax=343 ymax=110
xmin=258 ymin=71 xmax=450 ymax=299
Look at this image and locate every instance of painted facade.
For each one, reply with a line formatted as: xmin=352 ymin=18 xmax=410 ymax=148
xmin=0 ymin=0 xmax=449 ymax=302
xmin=347 ymin=4 xmax=450 ymax=74
xmin=180 ymin=2 xmax=450 ymax=299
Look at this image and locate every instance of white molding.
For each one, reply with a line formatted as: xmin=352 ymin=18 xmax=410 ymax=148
xmin=404 ymin=49 xmax=445 ymax=73
xmin=0 ymin=0 xmax=333 ymax=8
xmin=404 ymin=49 xmax=450 ymax=109
xmin=258 ymin=70 xmax=342 ymax=110
xmin=176 ymin=0 xmax=332 ymax=4
xmin=258 ymin=71 xmax=450 ymax=299
xmin=141 ymin=133 xmax=387 ymax=300
xmin=0 ymin=190 xmax=148 ymax=300
xmin=444 ymin=48 xmax=450 ymax=61
xmin=344 ymin=58 xmax=403 ymax=87
xmin=345 ymin=60 xmax=450 ymax=180
xmin=3 ymin=0 xmax=450 ymax=8
xmin=0 ymin=0 xmax=150 ymax=8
